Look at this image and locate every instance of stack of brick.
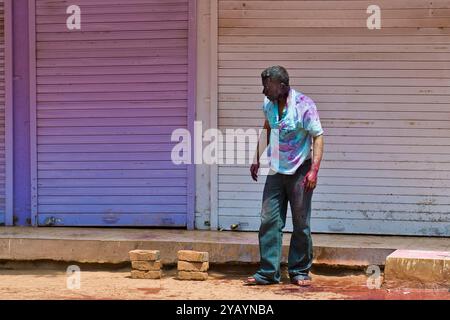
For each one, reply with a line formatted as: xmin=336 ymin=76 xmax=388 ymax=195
xmin=129 ymin=250 xmax=162 ymax=279
xmin=177 ymin=250 xmax=209 ymax=281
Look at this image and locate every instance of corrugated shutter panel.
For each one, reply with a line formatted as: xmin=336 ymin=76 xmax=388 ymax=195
xmin=34 ymin=0 xmax=190 ymax=226
xmin=217 ymin=0 xmax=450 ymax=236
xmin=0 ymin=0 xmax=5 ymax=225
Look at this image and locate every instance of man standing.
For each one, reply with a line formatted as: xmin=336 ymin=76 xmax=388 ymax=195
xmin=246 ymin=66 xmax=324 ymax=287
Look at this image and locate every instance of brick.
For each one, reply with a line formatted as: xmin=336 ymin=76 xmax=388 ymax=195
xmin=177 ymin=271 xmax=208 ymax=281
xmin=131 ymin=270 xmax=162 ymax=280
xmin=129 ymin=250 xmax=160 ymax=261
xmin=132 ymin=260 xmax=162 ymax=271
xmin=178 ymin=261 xmax=209 ymax=272
xmin=177 ymin=250 xmax=209 ymax=262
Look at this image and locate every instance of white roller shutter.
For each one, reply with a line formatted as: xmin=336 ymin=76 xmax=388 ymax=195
xmin=217 ymin=0 xmax=450 ymax=236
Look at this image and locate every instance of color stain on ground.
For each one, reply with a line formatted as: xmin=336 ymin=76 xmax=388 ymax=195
xmin=137 ymin=288 xmax=161 ymax=295
xmin=0 ymin=266 xmax=448 ymax=300
xmin=271 ymin=277 xmax=450 ymax=300
xmin=208 ymin=265 xmax=450 ymax=300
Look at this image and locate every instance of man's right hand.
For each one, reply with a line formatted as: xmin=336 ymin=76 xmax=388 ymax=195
xmin=250 ymin=163 xmax=260 ymax=181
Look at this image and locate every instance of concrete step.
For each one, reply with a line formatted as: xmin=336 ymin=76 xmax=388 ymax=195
xmin=0 ymin=228 xmax=448 ymax=271
xmin=384 ymin=250 xmax=450 ymax=289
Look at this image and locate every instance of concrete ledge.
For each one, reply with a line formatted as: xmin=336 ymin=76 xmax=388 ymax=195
xmin=0 ymin=228 xmax=448 ymax=269
xmin=384 ymin=250 xmax=450 ymax=289
xmin=313 ymin=247 xmax=394 ymax=268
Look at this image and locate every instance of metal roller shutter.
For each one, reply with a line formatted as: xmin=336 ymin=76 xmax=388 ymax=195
xmin=217 ymin=0 xmax=450 ymax=236
xmin=0 ymin=0 xmax=5 ymax=225
xmin=31 ymin=0 xmax=193 ymax=227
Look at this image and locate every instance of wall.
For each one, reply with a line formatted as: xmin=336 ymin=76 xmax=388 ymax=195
xmin=195 ymin=0 xmax=213 ymax=230
xmin=214 ymin=0 xmax=450 ymax=236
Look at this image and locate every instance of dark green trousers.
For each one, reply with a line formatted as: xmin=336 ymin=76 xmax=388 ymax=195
xmin=253 ymin=159 xmax=314 ymax=284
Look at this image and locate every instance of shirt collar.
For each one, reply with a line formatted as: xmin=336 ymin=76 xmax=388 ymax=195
xmin=287 ymin=88 xmax=295 ymax=109
xmin=265 ymin=88 xmax=296 ymax=109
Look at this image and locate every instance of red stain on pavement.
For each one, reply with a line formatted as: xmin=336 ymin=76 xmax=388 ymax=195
xmin=272 ymin=277 xmax=450 ymax=300
xmin=137 ymin=288 xmax=161 ymax=295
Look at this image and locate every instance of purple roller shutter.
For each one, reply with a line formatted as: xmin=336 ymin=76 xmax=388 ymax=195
xmin=0 ymin=0 xmax=5 ymax=224
xmin=32 ymin=0 xmax=193 ymax=227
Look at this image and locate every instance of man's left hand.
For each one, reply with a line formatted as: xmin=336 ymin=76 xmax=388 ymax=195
xmin=302 ymin=168 xmax=318 ymax=192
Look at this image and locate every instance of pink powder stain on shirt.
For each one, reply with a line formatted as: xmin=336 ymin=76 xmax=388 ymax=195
xmin=279 ymin=144 xmax=293 ymax=152
xmin=296 ymin=95 xmax=305 ymax=104
xmin=303 ymin=109 xmax=319 ymax=124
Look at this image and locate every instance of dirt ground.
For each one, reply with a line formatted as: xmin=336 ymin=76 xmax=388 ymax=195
xmin=0 ymin=263 xmax=449 ymax=300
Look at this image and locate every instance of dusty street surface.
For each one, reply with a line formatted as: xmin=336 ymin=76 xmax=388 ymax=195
xmin=0 ymin=264 xmax=449 ymax=300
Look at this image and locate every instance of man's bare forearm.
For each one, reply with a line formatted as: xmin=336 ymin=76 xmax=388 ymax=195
xmin=311 ymin=135 xmax=324 ymax=172
xmin=253 ymin=122 xmax=271 ymax=164
xmin=303 ymin=134 xmax=324 ymax=191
